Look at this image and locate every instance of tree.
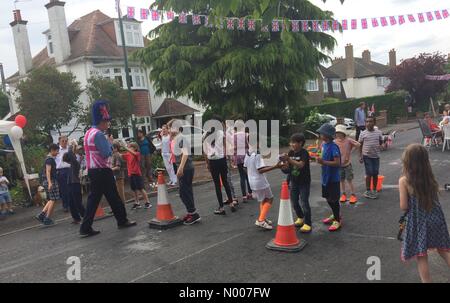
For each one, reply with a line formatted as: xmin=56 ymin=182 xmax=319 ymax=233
xmin=16 ymin=66 xmax=82 ymax=138
xmin=386 ymin=53 xmax=448 ymax=110
xmin=80 ymin=76 xmax=132 ymax=131
xmin=134 ymin=0 xmax=338 ymax=121
xmin=0 ymin=91 xmax=10 ymax=118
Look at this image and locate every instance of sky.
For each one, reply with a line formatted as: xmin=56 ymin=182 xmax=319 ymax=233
xmin=0 ymin=0 xmax=449 ymax=78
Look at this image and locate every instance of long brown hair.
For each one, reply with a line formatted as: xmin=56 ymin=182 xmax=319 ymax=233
xmin=401 ymin=144 xmax=439 ymax=211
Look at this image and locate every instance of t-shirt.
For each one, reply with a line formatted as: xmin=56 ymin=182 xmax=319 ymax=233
xmin=355 ymin=107 xmax=366 ymax=127
xmin=138 ymin=138 xmax=151 ymax=156
xmin=55 ymin=146 xmax=70 ymax=169
xmin=161 ymin=134 xmax=171 ymax=154
xmin=359 ymin=129 xmax=383 ymax=158
xmin=112 ymin=152 xmax=125 ymax=179
xmin=0 ymin=176 xmax=9 ymax=194
xmin=321 ymin=142 xmax=341 ymax=186
xmin=244 ymin=152 xmax=270 ymax=190
xmin=205 ymin=130 xmax=225 ymax=160
xmin=43 ymin=156 xmax=57 ymax=181
xmin=122 ymin=152 xmax=142 ymax=176
xmin=335 ymin=137 xmax=358 ymax=167
xmin=286 ymin=149 xmax=311 ymax=185
xmin=173 ymin=135 xmax=194 ymax=170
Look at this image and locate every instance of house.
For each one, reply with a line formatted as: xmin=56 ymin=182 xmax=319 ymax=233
xmin=327 ymin=44 xmax=396 ymax=99
xmin=6 ymin=0 xmax=203 ymax=140
xmin=305 ymin=66 xmax=346 ymax=105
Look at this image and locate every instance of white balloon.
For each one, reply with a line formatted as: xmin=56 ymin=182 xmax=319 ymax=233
xmin=10 ymin=126 xmax=23 ymax=140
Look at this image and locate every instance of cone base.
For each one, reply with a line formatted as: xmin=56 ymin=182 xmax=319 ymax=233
xmin=148 ymin=217 xmax=183 ymax=230
xmin=94 ymin=213 xmax=114 ymax=221
xmin=266 ymin=238 xmax=307 ymax=253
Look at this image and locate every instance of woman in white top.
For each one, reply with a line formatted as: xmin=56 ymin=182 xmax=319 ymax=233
xmin=160 ymin=124 xmax=178 ymax=185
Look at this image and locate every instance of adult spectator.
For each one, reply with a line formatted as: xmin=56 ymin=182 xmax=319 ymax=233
xmin=160 ymin=124 xmax=178 ymax=186
xmin=55 ymin=136 xmax=71 ymax=212
xmin=137 ymin=130 xmax=156 ymax=188
xmin=354 ymin=102 xmax=366 ymax=141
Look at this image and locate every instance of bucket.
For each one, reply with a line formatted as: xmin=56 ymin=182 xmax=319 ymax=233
xmin=370 ymin=175 xmax=385 ymax=192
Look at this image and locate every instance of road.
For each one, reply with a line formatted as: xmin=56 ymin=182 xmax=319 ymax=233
xmin=1 ymin=127 xmax=449 ymax=283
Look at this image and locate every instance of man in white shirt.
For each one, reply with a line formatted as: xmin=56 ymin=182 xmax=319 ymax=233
xmin=55 ymin=136 xmax=71 ymax=212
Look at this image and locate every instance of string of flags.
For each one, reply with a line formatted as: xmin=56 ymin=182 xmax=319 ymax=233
xmin=125 ymin=6 xmax=449 ymax=32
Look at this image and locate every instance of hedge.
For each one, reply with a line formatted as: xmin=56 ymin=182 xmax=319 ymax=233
xmin=291 ymin=91 xmax=408 ymax=124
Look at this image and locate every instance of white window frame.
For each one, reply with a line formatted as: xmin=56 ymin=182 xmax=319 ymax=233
xmin=332 ymin=80 xmax=341 ymax=92
xmin=97 ymin=67 xmax=147 ymax=90
xmin=377 ymin=77 xmax=390 ymax=88
xmin=47 ymin=34 xmax=54 ymax=57
xmin=323 ymin=79 xmax=328 ymax=93
xmin=306 ymin=79 xmax=319 ymax=92
xmin=115 ymin=21 xmax=144 ymax=47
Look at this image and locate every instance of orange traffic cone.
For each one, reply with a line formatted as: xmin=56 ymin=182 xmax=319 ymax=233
xmin=266 ymin=181 xmax=307 ymax=252
xmin=148 ymin=171 xmax=183 ymax=230
xmin=94 ymin=205 xmax=108 ymax=221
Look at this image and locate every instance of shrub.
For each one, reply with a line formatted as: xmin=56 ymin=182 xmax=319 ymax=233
xmin=303 ymin=108 xmax=330 ymax=134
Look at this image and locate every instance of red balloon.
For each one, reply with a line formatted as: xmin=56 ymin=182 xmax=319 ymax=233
xmin=15 ymin=115 xmax=27 ymax=128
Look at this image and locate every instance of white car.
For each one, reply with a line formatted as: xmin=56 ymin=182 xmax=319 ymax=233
xmin=319 ymin=114 xmax=355 ymax=130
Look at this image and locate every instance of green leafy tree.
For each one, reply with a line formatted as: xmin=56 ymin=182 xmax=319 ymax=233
xmin=16 ymin=66 xmax=82 ymax=138
xmin=134 ymin=0 xmax=338 ymax=120
xmin=81 ymin=76 xmax=132 ymax=131
xmin=0 ymin=91 xmax=10 ymax=118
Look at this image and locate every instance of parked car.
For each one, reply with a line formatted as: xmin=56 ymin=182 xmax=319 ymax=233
xmin=318 ymin=114 xmax=355 ymax=130
xmin=146 ymin=129 xmax=162 ymax=151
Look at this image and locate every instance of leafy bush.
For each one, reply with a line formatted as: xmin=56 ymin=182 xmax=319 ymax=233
xmin=152 ymin=154 xmax=165 ymax=170
xmin=23 ymin=145 xmax=47 ymax=174
xmin=303 ymin=108 xmax=329 ymax=134
xmin=10 ymin=185 xmax=26 ymax=206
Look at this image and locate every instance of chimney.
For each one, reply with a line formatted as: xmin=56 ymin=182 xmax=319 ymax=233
xmin=10 ymin=10 xmax=33 ymax=76
xmin=362 ymin=50 xmax=371 ymax=63
xmin=345 ymin=44 xmax=355 ymax=79
xmin=389 ymin=49 xmax=397 ymax=69
xmin=45 ymin=0 xmax=71 ymax=64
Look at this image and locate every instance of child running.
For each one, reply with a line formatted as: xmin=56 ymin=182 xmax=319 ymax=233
xmin=244 ymin=135 xmax=282 ymax=230
xmin=281 ymin=133 xmax=312 ymax=233
xmin=359 ymin=116 xmax=383 ymax=199
xmin=122 ymin=142 xmax=151 ymax=210
xmin=317 ymin=124 xmax=342 ymax=232
xmin=334 ymin=125 xmax=360 ymax=204
xmin=399 ymin=144 xmax=450 ymax=283
xmin=0 ymin=167 xmax=14 ymax=216
xmin=35 ymin=144 xmax=60 ymax=226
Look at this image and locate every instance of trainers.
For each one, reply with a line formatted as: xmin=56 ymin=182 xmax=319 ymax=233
xmin=80 ymin=230 xmax=101 ymax=238
xmin=328 ymin=220 xmax=341 ymax=232
xmin=322 ymin=215 xmax=335 ymax=225
xmin=35 ymin=212 xmax=46 ymax=223
xmin=294 ymin=218 xmax=304 ymax=227
xmin=43 ymin=217 xmax=55 ymax=226
xmin=340 ymin=194 xmax=347 ymax=203
xmin=184 ymin=213 xmax=201 ymax=225
xmin=144 ymin=202 xmax=152 ymax=209
xmin=363 ymin=190 xmax=372 ymax=199
xmin=371 ymin=191 xmax=378 ymax=199
xmin=255 ymin=220 xmax=273 ymax=230
xmin=7 ymin=209 xmax=15 ymax=215
xmin=349 ymin=194 xmax=358 ymax=204
xmin=131 ymin=203 xmax=142 ymax=210
xmin=183 ymin=214 xmax=191 ymax=222
xmin=214 ymin=208 xmax=226 ymax=215
xmin=300 ymin=224 xmax=312 ymax=233
xmin=265 ymin=218 xmax=273 ymax=225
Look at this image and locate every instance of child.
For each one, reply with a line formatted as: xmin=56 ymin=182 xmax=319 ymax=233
xmin=62 ymin=140 xmax=86 ymax=224
xmin=168 ymin=119 xmax=201 ymax=225
xmin=281 ymin=133 xmax=312 ymax=233
xmin=359 ymin=116 xmax=383 ymax=199
xmin=244 ymin=135 xmax=282 ymax=230
xmin=233 ymin=120 xmax=253 ymax=202
xmin=316 ymin=124 xmax=342 ymax=232
xmin=399 ymin=143 xmax=450 ymax=283
xmin=334 ymin=125 xmax=360 ymax=204
xmin=35 ymin=144 xmax=60 ymax=226
xmin=0 ymin=167 xmax=14 ymax=216
xmin=112 ymin=142 xmax=126 ymax=203
xmin=122 ymin=142 xmax=151 ymax=210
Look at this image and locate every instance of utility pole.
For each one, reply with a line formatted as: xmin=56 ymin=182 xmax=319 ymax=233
xmin=0 ymin=63 xmax=6 ymax=92
xmin=117 ymin=4 xmax=137 ymax=139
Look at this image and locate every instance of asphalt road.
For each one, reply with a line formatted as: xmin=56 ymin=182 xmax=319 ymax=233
xmin=1 ymin=127 xmax=449 ymax=283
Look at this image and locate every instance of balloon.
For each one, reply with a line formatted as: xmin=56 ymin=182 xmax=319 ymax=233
xmin=15 ymin=115 xmax=27 ymax=128
xmin=3 ymin=135 xmax=11 ymax=146
xmin=10 ymin=126 xmax=23 ymax=140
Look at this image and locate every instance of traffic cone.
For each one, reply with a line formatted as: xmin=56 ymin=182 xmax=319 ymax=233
xmin=148 ymin=171 xmax=183 ymax=230
xmin=266 ymin=181 xmax=307 ymax=253
xmin=94 ymin=205 xmax=109 ymax=221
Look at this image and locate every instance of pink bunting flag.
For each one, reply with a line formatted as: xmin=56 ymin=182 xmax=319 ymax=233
xmin=226 ymin=18 xmax=235 ymax=30
xmin=140 ymin=8 xmax=148 ymax=20
xmin=166 ymin=11 xmax=174 ymax=21
xmin=291 ymin=20 xmax=300 ymax=32
xmin=238 ymin=18 xmax=245 ymax=30
xmin=332 ymin=20 xmax=339 ymax=31
xmin=443 ymin=9 xmax=449 ymax=18
xmin=380 ymin=17 xmax=388 ymax=27
xmin=351 ymin=19 xmax=358 ymax=30
xmin=426 ymin=12 xmax=434 ymax=21
xmin=312 ymin=20 xmax=319 ymax=32
xmin=127 ymin=6 xmax=135 ymax=19
xmin=361 ymin=18 xmax=368 ymax=29
xmin=389 ymin=16 xmax=397 ymax=25
xmin=247 ymin=19 xmax=256 ymax=31
xmin=341 ymin=19 xmax=348 ymax=30
xmin=398 ymin=15 xmax=406 ymax=25
xmin=418 ymin=13 xmax=425 ymax=23
xmin=371 ymin=18 xmax=379 ymax=27
xmin=435 ymin=10 xmax=442 ymax=20
xmin=179 ymin=12 xmax=187 ymax=24
xmin=272 ymin=20 xmax=280 ymax=32
xmin=321 ymin=20 xmax=329 ymax=31
xmin=151 ymin=10 xmax=159 ymax=21
xmin=193 ymin=14 xmax=201 ymax=25
xmin=407 ymin=14 xmax=416 ymax=22
xmin=302 ymin=20 xmax=309 ymax=32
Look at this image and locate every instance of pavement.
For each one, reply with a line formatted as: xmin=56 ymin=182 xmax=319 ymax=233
xmin=3 ymin=121 xmax=450 ymax=283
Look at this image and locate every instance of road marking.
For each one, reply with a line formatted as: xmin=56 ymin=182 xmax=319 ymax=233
xmin=129 ymin=232 xmax=245 ymax=283
xmin=341 ymin=232 xmax=396 ymax=241
xmin=0 ymin=216 xmax=72 ymax=238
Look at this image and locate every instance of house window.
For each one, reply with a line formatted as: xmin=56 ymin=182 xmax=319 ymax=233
xmin=116 ymin=21 xmax=144 ymax=47
xmin=306 ymin=79 xmax=319 ymax=92
xmin=377 ymin=77 xmax=390 ymax=88
xmin=122 ymin=128 xmax=130 ymax=138
xmin=47 ymin=34 xmax=54 ymax=56
xmin=323 ymin=79 xmax=328 ymax=93
xmin=332 ymin=80 xmax=341 ymax=92
xmin=97 ymin=66 xmax=147 ymax=89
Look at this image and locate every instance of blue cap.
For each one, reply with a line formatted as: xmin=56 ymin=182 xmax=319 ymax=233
xmin=317 ymin=123 xmax=336 ymax=138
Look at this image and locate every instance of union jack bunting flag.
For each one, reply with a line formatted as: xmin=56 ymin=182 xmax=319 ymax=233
xmin=127 ymin=7 xmax=135 ymax=19
xmin=371 ymin=18 xmax=379 ymax=27
xmin=140 ymin=8 xmax=148 ymax=20
xmin=434 ymin=10 xmax=442 ymax=20
xmin=302 ymin=20 xmax=309 ymax=32
xmin=247 ymin=19 xmax=256 ymax=31
xmin=361 ymin=18 xmax=368 ymax=29
xmin=407 ymin=14 xmax=416 ymax=22
xmin=227 ymin=18 xmax=235 ymax=29
xmin=237 ymin=18 xmax=245 ymax=30
xmin=321 ymin=20 xmax=329 ymax=31
xmin=398 ymin=15 xmax=406 ymax=25
xmin=442 ymin=9 xmax=449 ymax=18
xmin=193 ymin=14 xmax=201 ymax=25
xmin=179 ymin=12 xmax=187 ymax=24
xmin=312 ymin=20 xmax=319 ymax=31
xmin=291 ymin=20 xmax=300 ymax=32
xmin=332 ymin=20 xmax=339 ymax=31
xmin=272 ymin=20 xmax=280 ymax=32
xmin=380 ymin=17 xmax=388 ymax=27
xmin=426 ymin=12 xmax=434 ymax=21
xmin=151 ymin=10 xmax=159 ymax=21
xmin=389 ymin=16 xmax=397 ymax=25
xmin=351 ymin=19 xmax=358 ymax=29
xmin=341 ymin=19 xmax=348 ymax=30
xmin=166 ymin=11 xmax=174 ymax=20
xmin=418 ymin=13 xmax=425 ymax=23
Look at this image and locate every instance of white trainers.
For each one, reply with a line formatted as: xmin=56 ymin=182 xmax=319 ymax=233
xmin=255 ymin=220 xmax=273 ymax=230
